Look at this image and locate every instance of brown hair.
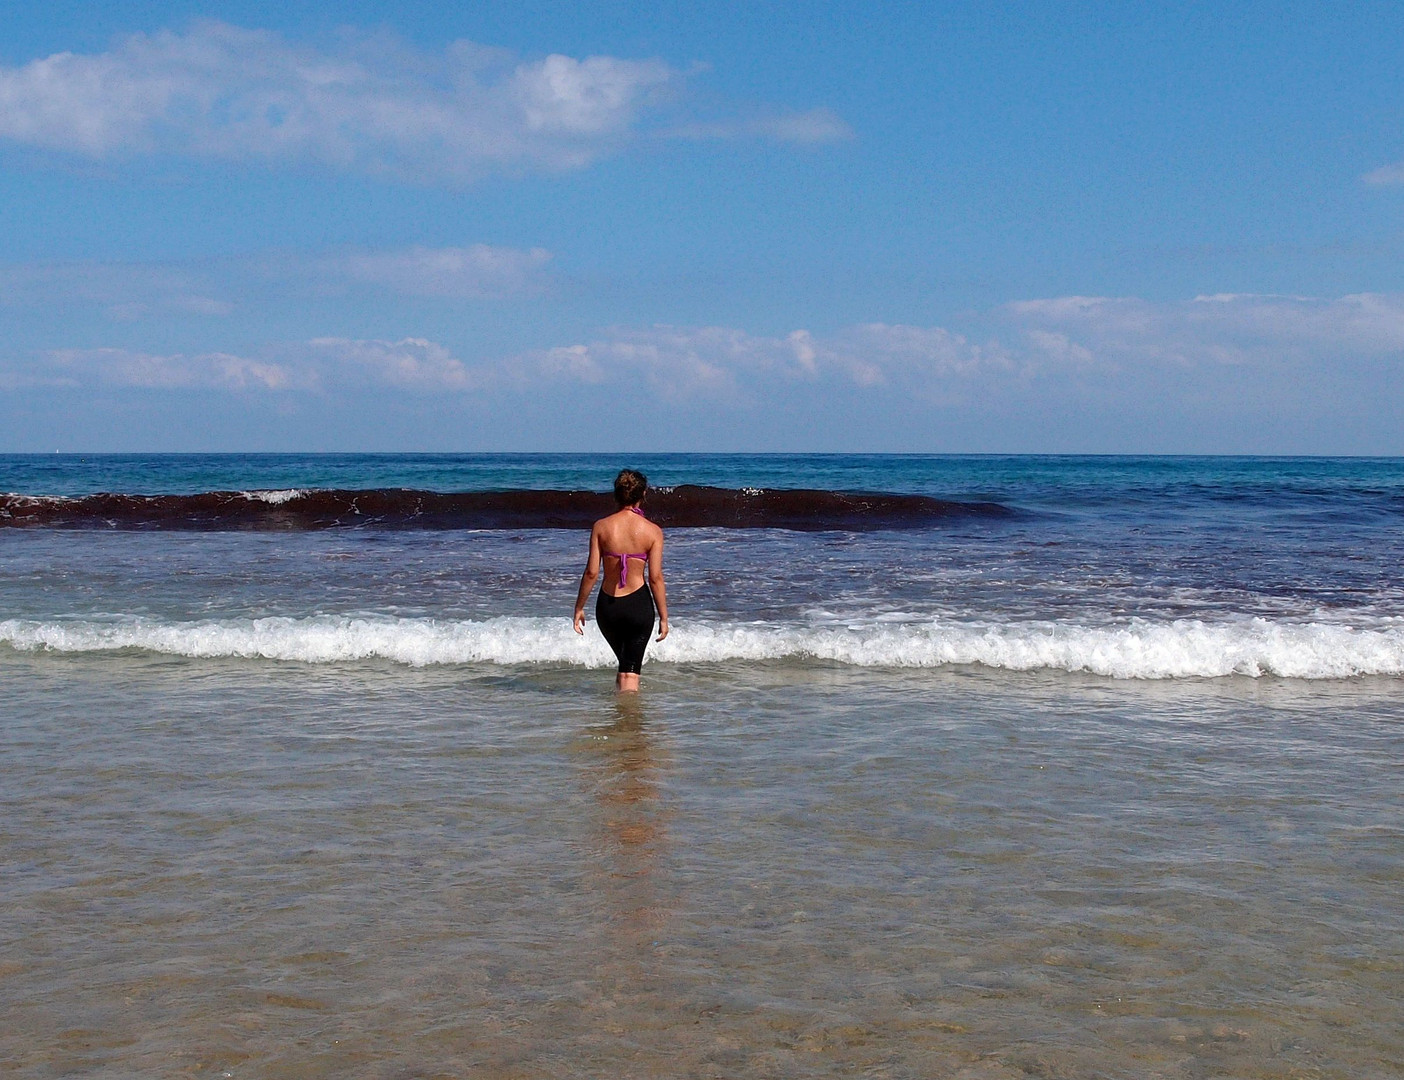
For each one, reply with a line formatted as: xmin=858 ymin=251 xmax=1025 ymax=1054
xmin=613 ymin=468 xmax=648 ymax=507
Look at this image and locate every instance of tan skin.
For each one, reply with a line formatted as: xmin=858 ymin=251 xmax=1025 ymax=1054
xmin=573 ymin=501 xmax=669 ymax=692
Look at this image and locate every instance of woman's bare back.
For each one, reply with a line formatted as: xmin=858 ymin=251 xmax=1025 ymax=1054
xmin=595 ymin=509 xmax=662 ymax=596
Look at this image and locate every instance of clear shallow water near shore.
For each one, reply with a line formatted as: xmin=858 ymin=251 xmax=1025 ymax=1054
xmin=1 ymin=454 xmax=1402 ymax=1077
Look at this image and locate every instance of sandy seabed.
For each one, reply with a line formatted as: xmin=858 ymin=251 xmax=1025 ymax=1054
xmin=2 ymin=655 xmax=1401 ymax=1079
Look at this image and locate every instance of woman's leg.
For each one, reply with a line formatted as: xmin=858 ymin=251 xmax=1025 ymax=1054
xmin=598 ymin=587 xmax=654 ymax=693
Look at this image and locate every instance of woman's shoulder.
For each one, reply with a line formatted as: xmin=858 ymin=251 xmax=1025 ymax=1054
xmin=592 ymin=510 xmax=633 ymax=536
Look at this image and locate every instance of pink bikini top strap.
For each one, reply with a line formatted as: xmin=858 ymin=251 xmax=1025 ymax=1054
xmin=606 ymin=505 xmax=649 ymax=588
xmin=608 ymin=551 xmax=648 ymax=589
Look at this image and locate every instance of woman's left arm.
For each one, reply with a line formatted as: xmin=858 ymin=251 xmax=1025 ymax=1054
xmin=573 ymin=525 xmax=602 ymax=634
xmin=648 ymin=528 xmax=669 ymax=640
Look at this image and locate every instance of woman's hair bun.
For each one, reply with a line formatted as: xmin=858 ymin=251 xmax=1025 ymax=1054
xmin=613 ymin=468 xmax=648 ymax=507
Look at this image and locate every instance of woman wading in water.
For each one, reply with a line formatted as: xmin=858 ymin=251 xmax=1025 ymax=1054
xmin=573 ymin=469 xmax=669 ymax=691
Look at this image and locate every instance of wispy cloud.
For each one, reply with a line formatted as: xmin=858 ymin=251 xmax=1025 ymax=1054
xmin=506 ymin=295 xmax=1404 ymax=404
xmin=106 ymin=296 xmax=236 ymax=321
xmin=0 ymin=243 xmax=553 ymax=318
xmin=0 ymin=22 xmax=851 ymax=180
xmin=12 ymin=293 xmax=1400 ymax=404
xmin=1363 ymin=162 xmax=1404 ymax=186
xmin=511 ymin=322 xmax=1008 ymax=402
xmin=0 ymin=260 xmax=233 ymax=321
xmin=315 ymin=245 xmax=553 ymax=299
xmin=302 ymin=337 xmax=480 ymax=391
xmin=45 ymin=348 xmax=300 ymax=390
xmin=26 ymin=337 xmax=475 ymax=394
xmin=11 ymin=323 xmax=996 ymax=400
xmin=749 ymin=108 xmax=854 ymax=145
xmin=669 ymin=107 xmax=853 ymax=145
xmin=1005 ymin=292 xmax=1404 ymax=368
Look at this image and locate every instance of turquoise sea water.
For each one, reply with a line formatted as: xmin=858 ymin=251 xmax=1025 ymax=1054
xmin=6 ymin=451 xmax=1404 ymax=504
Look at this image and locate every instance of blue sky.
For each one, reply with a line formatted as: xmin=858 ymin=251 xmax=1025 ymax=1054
xmin=2 ymin=0 xmax=1403 ymax=452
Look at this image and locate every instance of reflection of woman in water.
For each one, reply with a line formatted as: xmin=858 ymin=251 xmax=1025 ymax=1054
xmin=578 ymin=693 xmax=671 ymax=1035
xmin=573 ymin=469 xmax=670 ymax=692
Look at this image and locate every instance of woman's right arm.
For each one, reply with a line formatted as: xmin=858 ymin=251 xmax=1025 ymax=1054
xmin=573 ymin=525 xmax=601 ymax=634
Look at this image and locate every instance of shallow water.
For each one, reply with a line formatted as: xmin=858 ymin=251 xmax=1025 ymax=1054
xmin=3 ymin=655 xmax=1400 ymax=1078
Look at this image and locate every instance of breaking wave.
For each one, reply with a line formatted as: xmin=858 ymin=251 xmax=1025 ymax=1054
xmin=3 ymin=613 xmax=1402 ymax=679
xmin=0 ymin=486 xmax=1012 ymax=531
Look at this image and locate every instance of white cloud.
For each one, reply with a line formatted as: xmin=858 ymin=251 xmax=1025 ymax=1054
xmin=513 ymin=53 xmax=665 ymax=137
xmin=0 ymin=22 xmax=674 ymax=179
xmin=0 ymin=22 xmax=850 ymax=180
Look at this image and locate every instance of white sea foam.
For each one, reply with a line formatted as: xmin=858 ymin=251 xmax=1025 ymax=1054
xmin=0 ymin=493 xmax=76 ymax=506
xmin=238 ymin=489 xmax=309 ymax=504
xmin=2 ymin=614 xmax=1403 ymax=679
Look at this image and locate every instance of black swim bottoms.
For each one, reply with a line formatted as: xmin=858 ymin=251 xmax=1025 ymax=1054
xmin=595 ymin=584 xmax=656 ymax=674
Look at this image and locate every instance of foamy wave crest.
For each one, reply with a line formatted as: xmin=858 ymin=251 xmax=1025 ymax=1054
xmin=239 ymin=489 xmax=309 ymax=504
xmin=3 ymin=614 xmax=1403 ymax=678
xmin=667 ymin=618 xmax=1404 ymax=679
xmin=0 ymin=615 xmax=613 ymax=667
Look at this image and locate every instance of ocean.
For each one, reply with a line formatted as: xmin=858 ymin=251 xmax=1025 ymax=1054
xmin=2 ymin=454 xmax=1401 ymax=1078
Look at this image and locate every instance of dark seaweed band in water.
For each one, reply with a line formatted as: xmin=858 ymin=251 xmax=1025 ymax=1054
xmin=0 ymin=485 xmax=1013 ymax=531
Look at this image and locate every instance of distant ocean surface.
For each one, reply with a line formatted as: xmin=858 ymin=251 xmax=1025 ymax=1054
xmin=3 ymin=455 xmax=1401 ymax=1077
